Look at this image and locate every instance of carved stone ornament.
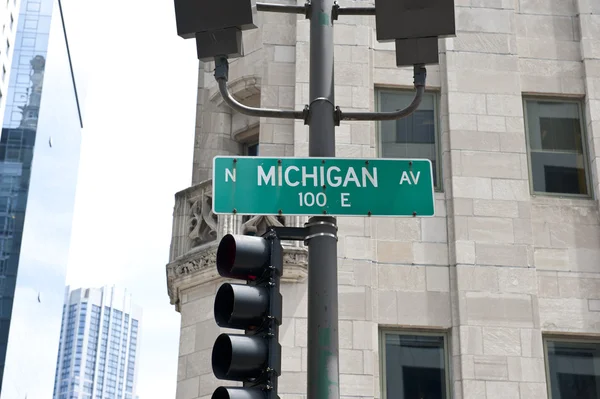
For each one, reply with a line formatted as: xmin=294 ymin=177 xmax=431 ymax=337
xmin=281 ymin=246 xmax=309 ymax=283
xmin=166 ymin=242 xmax=308 ymax=312
xmin=242 ymin=214 xmax=285 ymax=236
xmin=188 ymin=190 xmax=218 ymax=246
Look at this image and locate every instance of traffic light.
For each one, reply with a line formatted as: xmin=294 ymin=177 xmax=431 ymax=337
xmin=373 ymin=0 xmax=455 ymax=67
xmin=373 ymin=0 xmax=455 ymax=42
xmin=211 ymin=233 xmax=283 ymax=399
xmin=173 ymin=0 xmax=258 ymax=61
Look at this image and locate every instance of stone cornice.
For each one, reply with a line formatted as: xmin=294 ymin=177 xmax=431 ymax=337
xmin=173 ymin=179 xmax=212 ymax=200
xmin=166 ymin=242 xmax=308 ymax=312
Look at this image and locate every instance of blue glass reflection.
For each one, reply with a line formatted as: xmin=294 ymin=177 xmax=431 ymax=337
xmin=0 ymin=0 xmax=83 ymax=393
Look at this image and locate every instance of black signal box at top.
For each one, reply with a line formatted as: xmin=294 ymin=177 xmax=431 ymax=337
xmin=374 ymin=0 xmax=456 ymax=42
xmin=173 ymin=0 xmax=258 ymax=39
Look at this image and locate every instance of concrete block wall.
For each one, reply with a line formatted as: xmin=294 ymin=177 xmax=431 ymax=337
xmin=174 ymin=0 xmax=600 ymax=398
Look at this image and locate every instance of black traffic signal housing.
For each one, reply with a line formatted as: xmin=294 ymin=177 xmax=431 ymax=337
xmin=372 ymin=0 xmax=456 ymax=67
xmin=173 ymin=0 xmax=258 ymax=61
xmin=373 ymin=0 xmax=455 ymax=42
xmin=211 ymin=233 xmax=283 ymax=399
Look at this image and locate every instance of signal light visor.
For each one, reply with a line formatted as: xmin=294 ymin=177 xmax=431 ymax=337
xmin=212 ymin=334 xmax=269 ymax=381
xmin=214 ymin=283 xmax=269 ymax=330
xmin=216 ymin=234 xmax=271 ymax=279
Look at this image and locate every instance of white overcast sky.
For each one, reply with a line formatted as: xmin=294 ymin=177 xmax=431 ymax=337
xmin=64 ymin=0 xmax=199 ymax=397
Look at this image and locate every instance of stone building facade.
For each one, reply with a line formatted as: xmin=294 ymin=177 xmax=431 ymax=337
xmin=166 ymin=0 xmax=600 ymax=398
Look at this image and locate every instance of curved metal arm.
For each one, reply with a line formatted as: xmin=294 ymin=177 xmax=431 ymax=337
xmin=214 ymin=57 xmax=307 ymax=120
xmin=337 ymin=65 xmax=427 ymax=122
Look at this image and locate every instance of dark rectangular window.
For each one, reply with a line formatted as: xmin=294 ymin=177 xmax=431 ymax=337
xmin=378 ymin=91 xmax=440 ymax=189
xmin=245 ymin=142 xmax=259 ymax=157
xmin=524 ymin=99 xmax=590 ymax=196
xmin=382 ymin=331 xmax=448 ymax=399
xmin=546 ymin=340 xmax=600 ymax=399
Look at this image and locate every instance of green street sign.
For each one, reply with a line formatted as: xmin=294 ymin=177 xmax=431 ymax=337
xmin=212 ymin=156 xmax=435 ymax=217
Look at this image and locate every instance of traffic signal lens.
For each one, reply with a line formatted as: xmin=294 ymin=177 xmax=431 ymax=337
xmin=217 ymin=234 xmax=237 ymax=276
xmin=214 ymin=283 xmax=235 ymax=327
xmin=213 ymin=334 xmax=233 ymax=379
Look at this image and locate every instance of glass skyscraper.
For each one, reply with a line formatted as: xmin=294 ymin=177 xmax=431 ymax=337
xmin=53 ymin=286 xmax=142 ymax=399
xmin=0 ymin=0 xmax=85 ymax=393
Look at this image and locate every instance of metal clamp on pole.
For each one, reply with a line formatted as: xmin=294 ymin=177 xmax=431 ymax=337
xmin=214 ymin=56 xmax=309 ymax=120
xmin=304 ymin=219 xmax=338 ymax=243
xmin=336 ymin=64 xmax=427 ymax=123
